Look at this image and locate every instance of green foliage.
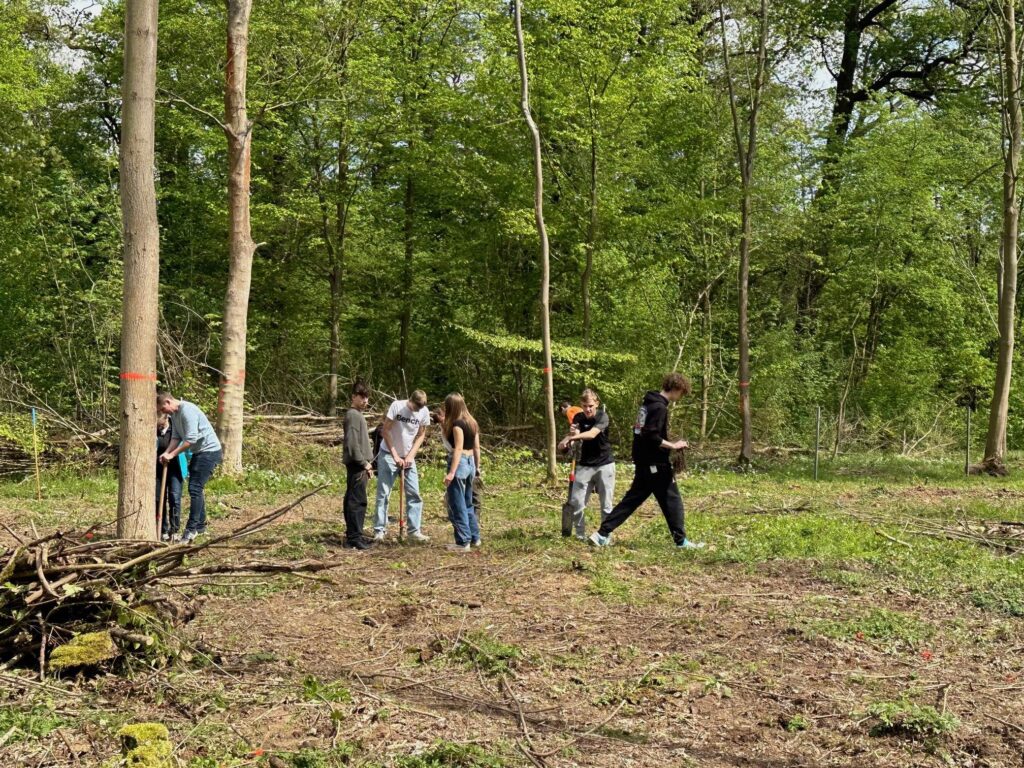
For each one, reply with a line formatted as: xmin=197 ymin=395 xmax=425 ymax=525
xmin=864 ymin=699 xmax=958 ymax=738
xmin=451 ymin=631 xmax=522 ymax=678
xmin=390 ymin=741 xmax=507 ymax=768
xmin=301 ymin=676 xmax=352 ymax=704
xmin=0 ymin=702 xmax=66 ymax=743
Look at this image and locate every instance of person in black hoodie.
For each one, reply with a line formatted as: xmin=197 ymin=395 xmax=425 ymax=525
xmin=589 ymin=372 xmax=705 ymax=550
xmin=156 ymin=413 xmax=185 ymax=541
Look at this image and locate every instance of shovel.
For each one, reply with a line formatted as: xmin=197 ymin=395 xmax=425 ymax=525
xmin=560 ymin=454 xmax=576 ymax=537
xmin=157 ymin=463 xmax=168 ymax=540
xmin=397 ymin=463 xmax=406 ymax=542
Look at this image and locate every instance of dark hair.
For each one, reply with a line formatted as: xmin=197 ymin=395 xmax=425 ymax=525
xmin=156 ymin=390 xmax=173 ymax=405
xmin=559 ymin=401 xmax=571 ymax=412
xmin=352 ymin=381 xmax=370 ymax=398
xmin=662 ymin=372 xmax=692 ymax=395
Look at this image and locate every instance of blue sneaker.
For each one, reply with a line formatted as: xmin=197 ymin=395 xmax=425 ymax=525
xmin=677 ymin=538 xmax=705 ymax=550
xmin=588 ymin=532 xmax=610 ymax=547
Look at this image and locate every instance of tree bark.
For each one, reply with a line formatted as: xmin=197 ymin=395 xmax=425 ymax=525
xmin=400 ymin=172 xmax=414 ymax=377
xmin=721 ymin=0 xmax=767 ymax=466
xmin=117 ymin=0 xmax=160 ymax=540
xmin=983 ymin=0 xmax=1022 ymax=473
xmin=216 ymin=0 xmax=256 ymax=475
xmin=514 ymin=0 xmax=558 ymax=482
xmin=582 ymin=133 xmax=597 ymax=346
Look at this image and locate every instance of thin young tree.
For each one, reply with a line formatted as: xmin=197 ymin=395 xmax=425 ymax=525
xmin=117 ymin=0 xmax=160 ymax=539
xmin=217 ymin=0 xmax=256 ymax=475
xmin=514 ymin=0 xmax=557 ymax=482
xmin=720 ymin=0 xmax=768 ymax=466
xmin=980 ymin=0 xmax=1022 ymax=475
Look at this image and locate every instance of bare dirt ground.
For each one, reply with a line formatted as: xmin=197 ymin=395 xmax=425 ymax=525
xmin=2 ymin=476 xmax=1023 ymax=767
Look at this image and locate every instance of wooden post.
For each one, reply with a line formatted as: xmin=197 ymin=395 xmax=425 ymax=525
xmin=814 ymin=406 xmax=821 ymax=481
xmin=31 ymin=407 xmax=41 ymax=500
xmin=965 ymin=406 xmax=971 ymax=476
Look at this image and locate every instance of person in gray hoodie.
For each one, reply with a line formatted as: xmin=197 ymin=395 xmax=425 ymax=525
xmin=343 ymin=381 xmax=375 ymax=550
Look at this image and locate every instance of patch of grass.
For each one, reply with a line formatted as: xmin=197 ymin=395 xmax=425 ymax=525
xmin=451 ymin=631 xmax=521 ymax=678
xmin=809 ymin=607 xmax=931 ymax=647
xmin=390 ymin=740 xmax=507 ymax=767
xmin=863 ymin=699 xmax=958 ymax=737
xmin=970 ymin=583 xmax=1024 ymax=617
xmin=587 ymin=561 xmax=632 ymax=602
xmin=781 ymin=713 xmax=810 ymax=732
xmin=0 ymin=702 xmax=66 ymax=743
xmin=301 ymin=676 xmax=352 ymax=704
xmin=286 ymin=744 xmax=357 ymax=768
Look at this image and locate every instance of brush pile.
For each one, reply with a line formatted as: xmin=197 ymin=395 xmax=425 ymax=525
xmin=0 ymin=486 xmax=334 ymax=674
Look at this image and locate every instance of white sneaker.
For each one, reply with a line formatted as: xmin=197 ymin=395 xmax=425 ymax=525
xmin=180 ymin=530 xmax=197 ymax=545
xmin=373 ymin=531 xmax=386 ymax=542
xmin=408 ymin=531 xmax=430 ymax=543
xmin=471 ymin=538 xmax=482 ymax=548
xmin=161 ymin=533 xmax=170 ymax=542
xmin=446 ymin=543 xmax=470 ymax=553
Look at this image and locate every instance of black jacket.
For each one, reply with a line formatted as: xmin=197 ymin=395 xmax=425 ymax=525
xmin=631 ymin=391 xmax=670 ymax=465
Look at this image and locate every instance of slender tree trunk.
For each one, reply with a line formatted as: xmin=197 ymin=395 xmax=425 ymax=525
xmin=982 ymin=0 xmax=1022 ymax=474
xmin=721 ymin=0 xmax=767 ymax=466
xmin=514 ymin=0 xmax=557 ymax=482
xmin=117 ymin=0 xmax=160 ymax=539
xmin=700 ymin=286 xmax=711 ymax=443
xmin=400 ymin=173 xmax=414 ymax=377
xmin=217 ymin=0 xmax=255 ymax=475
xmin=582 ymin=133 xmax=597 ymax=345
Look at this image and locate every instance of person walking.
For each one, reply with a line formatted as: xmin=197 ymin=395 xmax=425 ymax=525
xmin=157 ymin=391 xmax=222 ymax=545
xmin=373 ymin=390 xmax=431 ymax=542
xmin=342 ymin=381 xmax=375 ymax=550
xmin=439 ymin=393 xmax=481 ymax=552
xmin=589 ymin=373 xmax=704 ymax=550
xmin=558 ymin=389 xmax=614 ymax=541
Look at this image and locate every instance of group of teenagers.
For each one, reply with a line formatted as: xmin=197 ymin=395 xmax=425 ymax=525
xmin=339 ymin=371 xmax=704 ymax=551
xmin=149 ymin=371 xmax=704 ymax=551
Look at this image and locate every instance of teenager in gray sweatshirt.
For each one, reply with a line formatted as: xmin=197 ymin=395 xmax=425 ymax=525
xmin=342 ymin=381 xmax=375 ymax=549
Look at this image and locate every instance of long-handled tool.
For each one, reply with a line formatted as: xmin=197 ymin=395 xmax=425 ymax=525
xmin=158 ymin=462 xmax=169 ymax=540
xmin=31 ymin=407 xmax=41 ymax=501
xmin=397 ymin=464 xmax=406 ymax=542
xmin=561 ymin=450 xmax=577 ymax=537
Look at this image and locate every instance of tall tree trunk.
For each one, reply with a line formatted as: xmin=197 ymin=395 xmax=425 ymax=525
xmin=328 ymin=139 xmax=350 ymax=415
xmin=217 ymin=0 xmax=255 ymax=475
xmin=118 ymin=0 xmax=161 ymax=539
xmin=982 ymin=0 xmax=1022 ymax=474
xmin=721 ymin=0 xmax=768 ymax=466
xmin=582 ymin=133 xmax=597 ymax=345
xmin=700 ymin=286 xmax=711 ymax=443
xmin=514 ymin=0 xmax=557 ymax=482
xmin=400 ymin=173 xmax=414 ymax=377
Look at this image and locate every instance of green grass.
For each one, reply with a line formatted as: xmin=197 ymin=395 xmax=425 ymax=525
xmin=0 ymin=702 xmax=66 ymax=743
xmin=450 ymin=631 xmax=522 ymax=678
xmin=805 ymin=607 xmax=932 ymax=647
xmin=863 ymin=698 xmax=959 ymax=737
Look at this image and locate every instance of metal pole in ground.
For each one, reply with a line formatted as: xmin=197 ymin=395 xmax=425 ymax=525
xmin=814 ymin=406 xmax=821 ymax=481
xmin=965 ymin=406 xmax=971 ymax=476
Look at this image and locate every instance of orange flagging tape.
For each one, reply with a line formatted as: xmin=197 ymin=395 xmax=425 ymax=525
xmin=120 ymin=372 xmax=156 ymax=381
xmin=541 ymin=367 xmax=552 ymax=373
xmin=738 ymin=381 xmax=750 ymax=388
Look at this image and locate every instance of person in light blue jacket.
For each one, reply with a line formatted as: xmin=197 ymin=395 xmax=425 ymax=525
xmin=157 ymin=391 xmax=222 ymax=544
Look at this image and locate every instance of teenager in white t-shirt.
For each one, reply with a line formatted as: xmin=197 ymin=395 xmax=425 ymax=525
xmin=373 ymin=389 xmax=432 ymax=541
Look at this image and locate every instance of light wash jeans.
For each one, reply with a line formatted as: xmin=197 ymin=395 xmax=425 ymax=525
xmin=567 ymin=463 xmax=615 ymax=537
xmin=446 ymin=455 xmax=478 ymax=546
xmin=374 ymin=452 xmax=423 ymax=535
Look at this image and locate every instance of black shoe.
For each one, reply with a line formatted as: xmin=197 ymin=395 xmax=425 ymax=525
xmin=347 ymin=538 xmax=373 ymax=550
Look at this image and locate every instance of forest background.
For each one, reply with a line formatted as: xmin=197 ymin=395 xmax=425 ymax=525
xmin=0 ymin=0 xmax=1012 ymax=462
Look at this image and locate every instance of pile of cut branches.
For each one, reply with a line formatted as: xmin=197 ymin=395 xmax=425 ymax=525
xmin=856 ymin=510 xmax=1024 ymax=555
xmin=0 ymin=486 xmax=334 ymax=674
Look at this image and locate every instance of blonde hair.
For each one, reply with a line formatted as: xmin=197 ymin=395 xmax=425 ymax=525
xmin=580 ymin=388 xmax=599 ymax=405
xmin=442 ymin=393 xmax=478 ymax=444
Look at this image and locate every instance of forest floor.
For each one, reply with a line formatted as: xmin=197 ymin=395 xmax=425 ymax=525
xmin=1 ymin=450 xmax=1024 ymax=768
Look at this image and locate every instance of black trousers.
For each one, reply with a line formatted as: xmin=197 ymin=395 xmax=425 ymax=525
xmin=598 ymin=463 xmax=686 ymax=545
xmin=344 ymin=463 xmax=368 ymax=543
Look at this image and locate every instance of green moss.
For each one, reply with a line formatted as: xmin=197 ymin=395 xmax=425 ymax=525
xmin=49 ymin=630 xmax=119 ymax=670
xmin=118 ymin=722 xmax=172 ymax=767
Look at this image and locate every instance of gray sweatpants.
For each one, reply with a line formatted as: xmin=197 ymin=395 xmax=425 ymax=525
xmin=567 ymin=463 xmax=616 ymax=537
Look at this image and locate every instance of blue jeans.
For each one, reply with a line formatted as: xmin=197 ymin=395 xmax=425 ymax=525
xmin=446 ymin=455 xmax=477 ymax=546
xmin=184 ymin=450 xmax=221 ymax=534
xmin=156 ymin=462 xmax=184 ymax=536
xmin=374 ymin=453 xmax=423 ymax=534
